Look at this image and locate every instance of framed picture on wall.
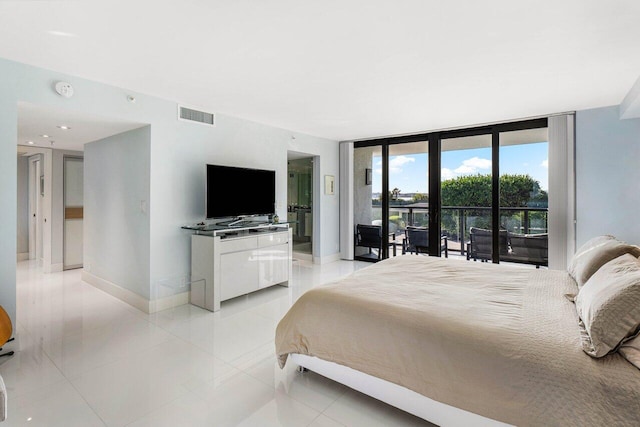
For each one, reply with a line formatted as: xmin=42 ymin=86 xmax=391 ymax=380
xmin=365 ymin=168 xmax=372 ymax=185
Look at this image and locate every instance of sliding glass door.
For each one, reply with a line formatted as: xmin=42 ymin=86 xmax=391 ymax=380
xmin=353 ymin=117 xmax=548 ymax=265
xmin=499 ymin=128 xmax=549 ymax=266
xmin=387 ymin=141 xmax=429 ymax=256
xmin=440 ymin=133 xmax=493 ymax=259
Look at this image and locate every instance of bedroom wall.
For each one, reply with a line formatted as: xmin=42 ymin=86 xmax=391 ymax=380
xmin=149 ymin=114 xmax=340 ymax=302
xmin=575 ymin=105 xmax=640 ymax=247
xmin=84 ymin=127 xmax=150 ymax=299
xmin=0 ymin=57 xmax=340 ymax=323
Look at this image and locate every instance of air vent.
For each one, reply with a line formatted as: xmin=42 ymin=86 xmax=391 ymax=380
xmin=178 ymin=105 xmax=215 ymax=126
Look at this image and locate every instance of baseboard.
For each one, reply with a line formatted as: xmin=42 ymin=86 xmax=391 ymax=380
xmin=292 ymin=251 xmax=313 ymax=262
xmin=81 ymin=271 xmax=190 ymax=314
xmin=293 ymin=252 xmax=341 ymax=265
xmin=43 ymin=263 xmax=64 ymax=273
xmin=149 ymin=292 xmax=190 ymax=313
xmin=16 ymin=252 xmax=29 ymax=262
xmin=315 ymin=252 xmax=341 ymax=264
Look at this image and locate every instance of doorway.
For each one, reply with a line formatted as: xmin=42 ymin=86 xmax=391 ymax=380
xmin=16 ymin=101 xmax=146 ymax=274
xmin=287 ymin=156 xmax=314 ymax=258
xmin=28 ymin=154 xmax=43 ymax=261
xmin=63 ymin=156 xmax=84 ymax=269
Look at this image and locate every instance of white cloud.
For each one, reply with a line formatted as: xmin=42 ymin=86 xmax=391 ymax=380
xmin=441 ymin=156 xmax=492 ymax=180
xmin=389 ymin=155 xmax=415 ymax=174
xmin=454 ymin=164 xmax=475 ymax=174
xmin=541 ymin=159 xmax=548 ymax=169
xmin=441 ymin=168 xmax=456 ymax=180
xmin=466 ymin=157 xmax=492 ymax=169
xmin=453 ymin=157 xmax=491 ymax=175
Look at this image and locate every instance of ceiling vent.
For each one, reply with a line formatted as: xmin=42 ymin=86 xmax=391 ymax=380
xmin=178 ymin=105 xmax=215 ymax=126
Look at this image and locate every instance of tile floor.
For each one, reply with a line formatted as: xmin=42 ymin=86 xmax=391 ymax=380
xmin=0 ymin=258 xmax=433 ymax=427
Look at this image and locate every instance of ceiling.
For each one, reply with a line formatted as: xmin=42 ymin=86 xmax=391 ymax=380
xmin=18 ymin=102 xmax=147 ymax=151
xmin=1 ymin=1 xmax=640 ymax=142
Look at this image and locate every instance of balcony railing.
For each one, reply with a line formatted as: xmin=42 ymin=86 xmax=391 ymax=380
xmin=372 ymin=204 xmax=548 ymax=256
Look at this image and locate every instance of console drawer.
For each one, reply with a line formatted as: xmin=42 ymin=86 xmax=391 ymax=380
xmin=258 ymin=232 xmax=289 ymax=247
xmin=219 ymin=236 xmax=258 ymax=254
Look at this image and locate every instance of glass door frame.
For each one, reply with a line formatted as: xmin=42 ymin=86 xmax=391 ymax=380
xmin=354 ymin=117 xmax=548 ymax=262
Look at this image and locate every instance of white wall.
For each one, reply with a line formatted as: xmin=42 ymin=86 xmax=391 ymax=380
xmin=575 ymin=105 xmax=640 ymax=247
xmin=149 ymin=114 xmax=341 ymax=295
xmin=0 ymin=57 xmax=340 ymax=322
xmin=16 ymin=156 xmax=29 ymax=256
xmin=84 ymin=127 xmax=150 ymax=298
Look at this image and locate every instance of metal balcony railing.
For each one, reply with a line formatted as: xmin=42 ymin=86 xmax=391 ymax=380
xmin=372 ymin=204 xmax=548 ymax=256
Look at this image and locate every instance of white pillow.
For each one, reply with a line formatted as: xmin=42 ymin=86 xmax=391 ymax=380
xmin=568 ymin=235 xmax=640 ymax=287
xmin=619 ymin=333 xmax=640 ymax=370
xmin=574 ymin=253 xmax=640 ymax=358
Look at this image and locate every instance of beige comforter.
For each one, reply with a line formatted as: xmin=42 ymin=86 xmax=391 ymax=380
xmin=275 ymin=256 xmax=640 ymax=426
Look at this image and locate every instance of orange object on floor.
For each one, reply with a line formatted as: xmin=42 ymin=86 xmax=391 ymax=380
xmin=0 ymin=306 xmax=14 ymax=358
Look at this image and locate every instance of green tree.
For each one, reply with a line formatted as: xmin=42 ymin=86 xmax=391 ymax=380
xmin=413 ymin=193 xmax=428 ymax=202
xmin=440 ymin=174 xmax=547 ymax=237
xmin=441 ymin=174 xmax=544 ymax=207
xmin=390 ymin=187 xmax=401 ymax=201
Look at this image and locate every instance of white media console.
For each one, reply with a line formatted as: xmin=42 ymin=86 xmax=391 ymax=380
xmin=189 ymin=223 xmax=292 ymax=311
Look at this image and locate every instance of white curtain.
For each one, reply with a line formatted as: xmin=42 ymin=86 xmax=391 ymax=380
xmin=548 ymin=114 xmax=576 ymax=270
xmin=339 ymin=142 xmax=354 ymax=260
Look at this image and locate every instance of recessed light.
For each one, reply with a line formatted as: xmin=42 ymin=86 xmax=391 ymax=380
xmin=27 ymin=141 xmax=34 ymax=145
xmin=48 ymin=30 xmax=77 ymax=37
xmin=40 ymin=134 xmax=49 ymax=138
xmin=57 ymin=125 xmax=71 ymax=130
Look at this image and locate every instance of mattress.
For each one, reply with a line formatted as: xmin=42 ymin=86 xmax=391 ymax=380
xmin=275 ymin=256 xmax=640 ymax=426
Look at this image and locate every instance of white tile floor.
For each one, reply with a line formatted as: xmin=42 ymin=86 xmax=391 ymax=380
xmin=1 ymin=258 xmax=434 ymax=427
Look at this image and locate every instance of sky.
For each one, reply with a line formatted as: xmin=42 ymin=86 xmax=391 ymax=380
xmin=372 ymin=142 xmax=549 ymax=194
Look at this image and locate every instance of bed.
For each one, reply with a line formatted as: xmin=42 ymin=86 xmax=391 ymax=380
xmin=275 ymin=242 xmax=640 ymax=427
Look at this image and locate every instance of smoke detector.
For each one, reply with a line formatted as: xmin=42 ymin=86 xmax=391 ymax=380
xmin=55 ymin=81 xmax=74 ymax=98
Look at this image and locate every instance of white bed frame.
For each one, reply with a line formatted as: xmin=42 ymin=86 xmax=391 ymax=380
xmin=291 ymin=354 xmax=513 ymax=427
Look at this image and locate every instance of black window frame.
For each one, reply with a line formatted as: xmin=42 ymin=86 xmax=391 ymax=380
xmin=354 ymin=117 xmax=548 ymax=262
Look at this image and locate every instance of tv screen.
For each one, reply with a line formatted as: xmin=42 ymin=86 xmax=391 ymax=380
xmin=206 ymin=164 xmax=276 ymax=219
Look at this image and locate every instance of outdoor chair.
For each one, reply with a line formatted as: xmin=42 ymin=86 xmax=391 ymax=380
xmin=507 ymin=232 xmax=548 ymax=267
xmin=466 ymin=227 xmax=509 ymax=262
xmin=403 ymin=226 xmax=448 ymax=257
xmin=466 ymin=227 xmax=548 ymax=267
xmin=354 ymin=224 xmax=383 ymax=262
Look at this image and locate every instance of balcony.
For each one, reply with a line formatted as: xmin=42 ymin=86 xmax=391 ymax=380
xmin=372 ymin=204 xmax=548 ymax=267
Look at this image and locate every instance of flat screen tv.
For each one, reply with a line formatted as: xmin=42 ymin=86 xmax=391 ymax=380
xmin=206 ymin=164 xmax=276 ymax=219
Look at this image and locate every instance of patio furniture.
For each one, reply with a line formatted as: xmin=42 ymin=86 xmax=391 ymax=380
xmin=371 ymin=219 xmax=402 ymax=256
xmin=507 ymin=233 xmax=548 ymax=267
xmin=466 ymin=227 xmax=509 ymax=262
xmin=466 ymin=227 xmax=548 ymax=268
xmin=403 ymin=226 xmax=448 ymax=257
xmin=354 ymin=224 xmax=383 ymax=262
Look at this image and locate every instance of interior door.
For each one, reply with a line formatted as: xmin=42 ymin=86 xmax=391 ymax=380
xmin=28 ymin=155 xmax=43 ymax=260
xmin=63 ymin=157 xmax=83 ymax=269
